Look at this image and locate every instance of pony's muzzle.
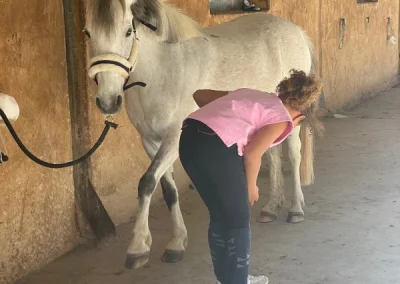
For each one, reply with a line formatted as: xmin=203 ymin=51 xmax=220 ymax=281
xmin=96 ymin=95 xmax=123 ymax=115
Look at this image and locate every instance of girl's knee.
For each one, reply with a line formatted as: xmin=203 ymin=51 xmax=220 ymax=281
xmin=225 ymin=214 xmax=250 ymax=230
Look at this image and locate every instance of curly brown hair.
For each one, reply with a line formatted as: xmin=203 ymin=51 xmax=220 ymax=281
xmin=276 ymin=69 xmax=324 ymax=135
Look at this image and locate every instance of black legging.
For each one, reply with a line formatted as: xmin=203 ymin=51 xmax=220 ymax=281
xmin=179 ymin=119 xmax=251 ymax=284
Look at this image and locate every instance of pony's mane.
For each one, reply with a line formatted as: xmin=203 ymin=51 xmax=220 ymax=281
xmin=87 ymin=0 xmax=126 ymax=35
xmin=158 ymin=1 xmax=204 ymax=42
xmin=87 ymin=0 xmax=203 ymax=42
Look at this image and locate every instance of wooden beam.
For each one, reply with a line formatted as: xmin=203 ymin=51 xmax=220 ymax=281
xmin=62 ymin=0 xmax=115 ymax=240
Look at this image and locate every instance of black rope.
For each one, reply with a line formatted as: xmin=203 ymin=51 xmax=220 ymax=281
xmin=137 ymin=19 xmax=158 ymax=32
xmin=0 ymin=108 xmax=118 ymax=168
xmin=0 ymin=153 xmax=9 ymax=163
xmin=123 ymin=80 xmax=147 ymax=91
xmin=90 ymin=60 xmax=131 ymax=74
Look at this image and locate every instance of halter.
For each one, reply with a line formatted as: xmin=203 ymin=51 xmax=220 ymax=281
xmin=87 ymin=20 xmax=157 ymax=91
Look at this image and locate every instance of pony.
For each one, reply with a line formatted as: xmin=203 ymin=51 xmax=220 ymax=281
xmin=84 ymin=0 xmax=316 ymax=269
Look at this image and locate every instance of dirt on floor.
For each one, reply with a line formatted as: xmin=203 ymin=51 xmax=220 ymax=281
xmin=16 ymin=86 xmax=400 ymax=284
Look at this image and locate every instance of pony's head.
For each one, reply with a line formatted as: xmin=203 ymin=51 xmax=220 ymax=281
xmin=85 ymin=0 xmax=155 ymax=114
xmin=85 ymin=0 xmax=202 ymax=115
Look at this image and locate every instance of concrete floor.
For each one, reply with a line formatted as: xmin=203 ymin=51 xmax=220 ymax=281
xmin=17 ymin=87 xmax=400 ymax=284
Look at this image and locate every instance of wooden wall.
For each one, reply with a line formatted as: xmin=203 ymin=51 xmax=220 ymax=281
xmin=0 ymin=1 xmax=77 ymax=283
xmin=321 ymin=0 xmax=399 ymax=110
xmin=0 ymin=0 xmax=398 ymax=283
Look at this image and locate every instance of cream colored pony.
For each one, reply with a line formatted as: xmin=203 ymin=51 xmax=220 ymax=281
xmin=85 ymin=0 xmax=316 ymax=269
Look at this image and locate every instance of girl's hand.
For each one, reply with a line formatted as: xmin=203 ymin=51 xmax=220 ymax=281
xmin=248 ymin=185 xmax=259 ymax=206
xmin=243 ymin=122 xmax=288 ymax=207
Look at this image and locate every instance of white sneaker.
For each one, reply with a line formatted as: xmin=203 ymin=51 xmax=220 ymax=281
xmin=244 ymin=0 xmax=254 ymax=7
xmin=243 ymin=0 xmax=261 ymax=11
xmin=248 ymin=275 xmax=269 ymax=284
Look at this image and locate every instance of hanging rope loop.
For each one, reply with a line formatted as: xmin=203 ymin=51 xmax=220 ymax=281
xmin=0 ymin=108 xmax=117 ymax=168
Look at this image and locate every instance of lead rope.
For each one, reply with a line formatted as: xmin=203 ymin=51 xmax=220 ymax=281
xmin=0 ymin=128 xmax=9 ymax=163
xmin=0 ymin=108 xmax=118 ymax=168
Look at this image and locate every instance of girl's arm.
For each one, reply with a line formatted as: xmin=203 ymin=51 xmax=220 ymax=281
xmin=243 ymin=122 xmax=288 ymax=205
xmin=193 ymin=89 xmax=229 ymax=107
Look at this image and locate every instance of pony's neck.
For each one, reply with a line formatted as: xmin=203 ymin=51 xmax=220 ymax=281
xmin=133 ymin=37 xmax=169 ymax=79
xmin=133 ymin=32 xmax=209 ymax=85
xmin=131 ymin=2 xmax=207 ymax=83
xmin=135 ymin=35 xmax=175 ymax=69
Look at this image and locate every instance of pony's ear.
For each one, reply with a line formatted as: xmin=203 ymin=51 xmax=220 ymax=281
xmin=130 ymin=0 xmax=161 ymax=29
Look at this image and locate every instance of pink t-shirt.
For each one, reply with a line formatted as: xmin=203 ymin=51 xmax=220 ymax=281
xmin=187 ymin=88 xmax=294 ymax=156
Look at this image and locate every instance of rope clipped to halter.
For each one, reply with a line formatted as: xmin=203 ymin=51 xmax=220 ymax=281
xmin=0 ymin=108 xmax=118 ymax=168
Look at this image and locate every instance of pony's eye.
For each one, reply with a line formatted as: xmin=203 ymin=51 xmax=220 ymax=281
xmin=83 ymin=29 xmax=91 ymax=39
xmin=126 ymin=28 xmax=133 ymax=37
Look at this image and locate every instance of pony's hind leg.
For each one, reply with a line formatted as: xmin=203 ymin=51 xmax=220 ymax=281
xmin=257 ymin=145 xmax=285 ymax=223
xmin=125 ymin=131 xmax=187 ymax=269
xmin=286 ymin=126 xmax=305 ymax=223
xmin=160 ymin=167 xmax=188 ymax=263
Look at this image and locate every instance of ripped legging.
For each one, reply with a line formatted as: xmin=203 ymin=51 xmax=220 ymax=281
xmin=179 ymin=119 xmax=250 ymax=284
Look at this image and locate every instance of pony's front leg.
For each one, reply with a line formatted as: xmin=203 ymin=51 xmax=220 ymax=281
xmin=257 ymin=145 xmax=285 ymax=223
xmin=125 ymin=131 xmax=186 ymax=269
xmin=160 ymin=167 xmax=188 ymax=263
xmin=286 ymin=126 xmax=305 ymax=223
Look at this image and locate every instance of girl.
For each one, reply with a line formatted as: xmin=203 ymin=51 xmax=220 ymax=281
xmin=179 ymin=70 xmax=323 ymax=284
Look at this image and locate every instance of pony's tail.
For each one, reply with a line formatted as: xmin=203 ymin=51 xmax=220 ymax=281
xmin=300 ymin=124 xmax=314 ymax=186
xmin=298 ymin=28 xmax=318 ymax=186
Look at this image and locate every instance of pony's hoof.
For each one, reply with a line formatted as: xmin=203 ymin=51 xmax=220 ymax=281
xmin=161 ymin=249 xmax=184 ymax=263
xmin=257 ymin=212 xmax=277 ymax=223
xmin=287 ymin=212 xmax=304 ymax=223
xmin=125 ymin=252 xmax=150 ymax=269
